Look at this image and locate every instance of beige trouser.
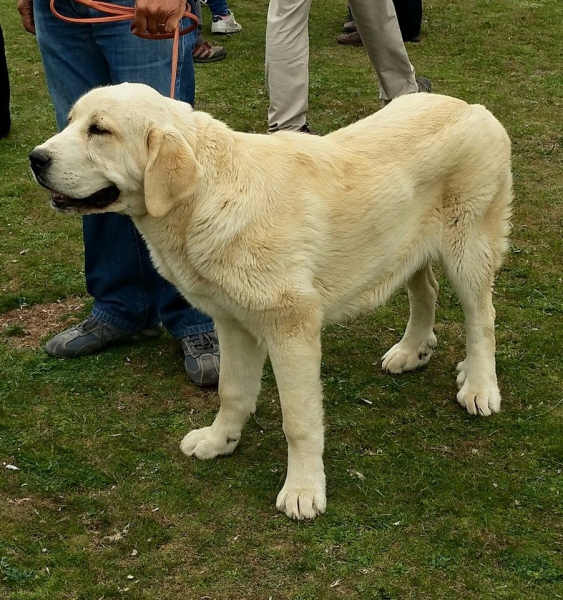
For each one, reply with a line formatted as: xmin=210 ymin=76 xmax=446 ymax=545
xmin=265 ymin=0 xmax=418 ymax=131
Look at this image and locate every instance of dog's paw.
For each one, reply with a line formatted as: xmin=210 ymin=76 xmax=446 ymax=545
xmin=455 ymin=362 xmax=501 ymax=417
xmin=381 ymin=333 xmax=437 ymax=373
xmin=276 ymin=484 xmax=326 ymax=521
xmin=180 ymin=426 xmax=240 ymax=459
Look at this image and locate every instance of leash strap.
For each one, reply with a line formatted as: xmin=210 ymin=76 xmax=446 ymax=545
xmin=49 ymin=0 xmax=198 ymax=99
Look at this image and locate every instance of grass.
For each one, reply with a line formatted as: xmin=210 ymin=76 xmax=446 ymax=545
xmin=1 ymin=0 xmax=562 ymax=598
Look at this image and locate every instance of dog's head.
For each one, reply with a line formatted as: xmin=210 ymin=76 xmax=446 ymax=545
xmin=29 ymin=82 xmax=201 ymax=218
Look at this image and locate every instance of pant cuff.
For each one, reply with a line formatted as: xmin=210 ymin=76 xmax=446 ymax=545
xmin=91 ymin=307 xmax=145 ymax=334
xmin=169 ymin=321 xmax=215 ymax=340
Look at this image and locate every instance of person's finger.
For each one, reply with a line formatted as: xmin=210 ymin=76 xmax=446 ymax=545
xmin=146 ymin=13 xmax=160 ymax=35
xmin=164 ymin=11 xmax=182 ymax=33
xmin=132 ymin=12 xmax=148 ymax=36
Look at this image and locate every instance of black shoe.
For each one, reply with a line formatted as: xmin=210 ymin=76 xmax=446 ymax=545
xmin=416 ymin=77 xmax=432 ymax=93
xmin=298 ymin=122 xmax=322 ymax=135
xmin=381 ymin=77 xmax=432 ymax=108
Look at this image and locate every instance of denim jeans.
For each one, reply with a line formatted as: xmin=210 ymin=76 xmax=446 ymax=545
xmin=204 ymin=0 xmax=229 ymax=17
xmin=33 ymin=0 xmax=214 ymax=338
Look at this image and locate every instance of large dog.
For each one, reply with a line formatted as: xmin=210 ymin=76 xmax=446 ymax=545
xmin=30 ymin=83 xmax=512 ymax=520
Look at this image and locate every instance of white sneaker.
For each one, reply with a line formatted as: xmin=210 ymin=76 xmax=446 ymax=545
xmin=211 ymin=10 xmax=242 ymax=35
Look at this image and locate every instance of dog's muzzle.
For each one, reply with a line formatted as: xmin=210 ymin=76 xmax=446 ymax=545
xmin=29 ymin=148 xmax=120 ymax=211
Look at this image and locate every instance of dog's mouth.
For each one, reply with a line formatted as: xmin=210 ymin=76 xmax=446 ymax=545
xmin=47 ymin=185 xmax=121 ymax=212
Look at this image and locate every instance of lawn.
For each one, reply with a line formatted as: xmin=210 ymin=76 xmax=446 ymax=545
xmin=0 ymin=0 xmax=562 ymax=598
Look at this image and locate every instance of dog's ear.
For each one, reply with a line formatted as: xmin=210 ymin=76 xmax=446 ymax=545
xmin=144 ymin=127 xmax=201 ymax=218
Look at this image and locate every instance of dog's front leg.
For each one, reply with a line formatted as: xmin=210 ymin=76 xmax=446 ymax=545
xmin=180 ymin=319 xmax=267 ymax=459
xmin=267 ymin=323 xmax=326 ymax=520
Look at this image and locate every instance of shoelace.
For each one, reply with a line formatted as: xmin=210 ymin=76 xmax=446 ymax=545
xmin=76 ymin=315 xmax=100 ymax=332
xmin=186 ymin=332 xmax=216 ymax=352
xmin=49 ymin=0 xmax=198 ymax=99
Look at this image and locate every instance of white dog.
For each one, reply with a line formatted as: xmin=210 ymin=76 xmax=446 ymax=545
xmin=30 ymin=83 xmax=512 ymax=520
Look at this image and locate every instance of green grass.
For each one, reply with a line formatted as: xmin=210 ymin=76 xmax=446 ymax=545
xmin=1 ymin=0 xmax=562 ymax=598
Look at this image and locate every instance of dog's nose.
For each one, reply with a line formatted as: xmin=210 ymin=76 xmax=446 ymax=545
xmin=29 ymin=148 xmax=52 ymax=173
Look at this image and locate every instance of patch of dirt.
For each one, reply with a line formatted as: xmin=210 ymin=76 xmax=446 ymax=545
xmin=1 ymin=494 xmax=61 ymax=523
xmin=0 ymin=297 xmax=87 ymax=350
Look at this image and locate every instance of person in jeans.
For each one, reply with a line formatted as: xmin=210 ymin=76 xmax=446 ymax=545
xmin=205 ymin=0 xmax=241 ymax=35
xmin=17 ymin=0 xmax=220 ymax=387
xmin=191 ymin=0 xmax=241 ymax=64
xmin=192 ymin=0 xmax=226 ymax=63
xmin=265 ymin=0 xmax=431 ymax=133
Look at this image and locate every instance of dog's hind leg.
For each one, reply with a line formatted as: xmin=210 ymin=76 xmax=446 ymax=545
xmin=382 ymin=261 xmax=439 ymax=373
xmin=442 ymin=171 xmax=511 ymax=417
xmin=447 ymin=263 xmax=501 ymax=417
xmin=443 ymin=216 xmax=509 ymax=416
xmin=180 ymin=319 xmax=267 ymax=459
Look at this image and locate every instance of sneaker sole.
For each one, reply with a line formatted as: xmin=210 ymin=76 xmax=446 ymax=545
xmin=211 ymin=27 xmax=242 ymax=35
xmin=193 ymin=53 xmax=227 ymax=63
xmin=45 ymin=327 xmax=161 ymax=358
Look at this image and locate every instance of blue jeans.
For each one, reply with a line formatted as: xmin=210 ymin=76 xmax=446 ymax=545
xmin=205 ymin=0 xmax=229 ymax=16
xmin=33 ymin=0 xmax=213 ymax=338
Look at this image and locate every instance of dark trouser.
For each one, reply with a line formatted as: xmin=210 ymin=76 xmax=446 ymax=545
xmin=0 ymin=25 xmax=11 ymax=138
xmin=392 ymin=0 xmax=422 ymax=41
xmin=347 ymin=1 xmax=422 ymax=41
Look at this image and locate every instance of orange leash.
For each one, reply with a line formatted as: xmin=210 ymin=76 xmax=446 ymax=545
xmin=49 ymin=0 xmax=198 ymax=99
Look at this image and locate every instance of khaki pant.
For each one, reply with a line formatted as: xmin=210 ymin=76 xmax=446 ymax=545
xmin=265 ymin=0 xmax=418 ymax=131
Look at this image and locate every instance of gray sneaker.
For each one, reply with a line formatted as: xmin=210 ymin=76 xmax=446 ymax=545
xmin=181 ymin=331 xmax=220 ymax=387
xmin=381 ymin=77 xmax=432 ymax=107
xmin=416 ymin=76 xmax=432 ymax=93
xmin=45 ymin=315 xmax=160 ymax=358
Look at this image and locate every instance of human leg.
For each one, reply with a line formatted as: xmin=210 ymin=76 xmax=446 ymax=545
xmin=265 ymin=0 xmax=313 ymax=132
xmin=348 ymin=0 xmax=417 ymax=102
xmin=34 ymin=0 xmax=149 ymax=329
xmin=392 ymin=0 xmax=423 ymax=42
xmin=206 ymin=0 xmax=242 ymax=34
xmin=205 ymin=0 xmax=229 ymax=15
xmin=193 ymin=0 xmax=228 ymax=62
xmin=0 ymin=26 xmax=11 ymax=139
xmin=36 ymin=0 xmax=203 ymax=332
xmin=34 ymin=0 xmax=158 ymax=354
xmin=84 ymin=0 xmax=214 ymax=336
xmin=33 ymin=0 xmax=111 ymax=128
xmin=95 ymin=2 xmax=219 ymax=383
xmin=343 ymin=4 xmax=356 ymax=31
xmin=35 ymin=0 xmax=216 ymax=381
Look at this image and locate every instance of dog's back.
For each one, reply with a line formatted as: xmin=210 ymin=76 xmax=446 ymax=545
xmin=271 ymin=94 xmax=512 ymax=322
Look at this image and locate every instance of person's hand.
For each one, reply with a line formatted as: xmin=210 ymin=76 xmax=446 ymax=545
xmin=132 ymin=0 xmax=187 ymax=36
xmin=17 ymin=0 xmax=36 ymax=35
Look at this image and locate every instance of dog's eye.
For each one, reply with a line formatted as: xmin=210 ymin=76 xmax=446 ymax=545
xmin=88 ymin=123 xmax=111 ymax=136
